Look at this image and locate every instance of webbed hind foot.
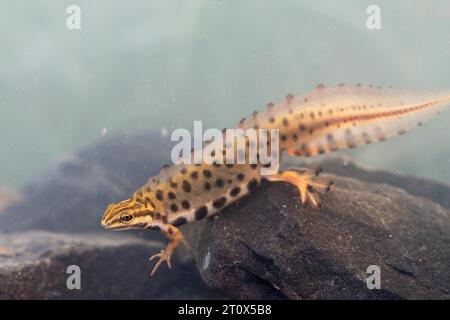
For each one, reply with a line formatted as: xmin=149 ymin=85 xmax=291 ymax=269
xmin=266 ymin=166 xmax=333 ymax=208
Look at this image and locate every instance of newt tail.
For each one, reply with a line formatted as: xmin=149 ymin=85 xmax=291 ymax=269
xmin=101 ymin=83 xmax=450 ymax=276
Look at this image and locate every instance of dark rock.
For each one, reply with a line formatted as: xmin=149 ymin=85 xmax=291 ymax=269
xmin=195 ymin=172 xmax=450 ymax=299
xmin=0 ymin=231 xmax=221 ymax=300
xmin=308 ymin=156 xmax=450 ymax=210
xmin=0 ymin=132 xmax=172 ymax=233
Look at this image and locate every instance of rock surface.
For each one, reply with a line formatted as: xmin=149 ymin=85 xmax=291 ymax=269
xmin=0 ymin=231 xmax=220 ymax=299
xmin=195 ymin=170 xmax=450 ymax=299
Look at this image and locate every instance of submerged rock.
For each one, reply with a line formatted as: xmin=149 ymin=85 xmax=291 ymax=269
xmin=195 ymin=168 xmax=450 ymax=299
xmin=0 ymin=132 xmax=172 ymax=233
xmin=1 ymin=130 xmax=449 ymax=300
xmin=0 ymin=231 xmax=220 ymax=300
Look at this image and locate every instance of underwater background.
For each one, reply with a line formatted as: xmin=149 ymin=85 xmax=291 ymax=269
xmin=1 ymin=0 xmax=450 ymax=190
xmin=1 ymin=0 xmax=450 ymax=301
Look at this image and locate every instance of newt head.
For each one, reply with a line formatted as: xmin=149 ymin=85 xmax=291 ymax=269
xmin=101 ymin=197 xmax=154 ymax=230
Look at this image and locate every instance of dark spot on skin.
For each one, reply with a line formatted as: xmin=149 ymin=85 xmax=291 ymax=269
xmin=269 ymin=117 xmax=275 ymax=123
xmin=309 ymin=129 xmax=314 ymax=135
xmin=210 ymin=150 xmax=215 ymax=157
xmin=204 ymin=182 xmax=211 ymax=190
xmin=213 ymin=162 xmax=221 ymax=168
xmin=155 ymin=190 xmax=164 ymax=201
xmin=299 ymin=124 xmax=306 ymax=131
xmin=282 ymin=118 xmax=289 ymax=126
xmin=237 ymin=173 xmax=245 ymax=181
xmin=300 ymin=143 xmax=311 ymax=157
xmin=181 ymin=168 xmax=187 ymax=174
xmin=215 ymin=178 xmax=224 ymax=188
xmin=213 ymin=197 xmax=227 ymax=208
xmin=203 ymin=170 xmax=212 ymax=178
xmin=154 ymin=212 xmax=162 ymax=220
xmin=191 ymin=171 xmax=198 ymax=179
xmin=195 ymin=206 xmax=208 ymax=220
xmin=292 ymin=133 xmax=298 ymax=141
xmin=250 ymin=164 xmax=258 ymax=169
xmin=182 ymin=180 xmax=191 ymax=193
xmin=281 ymin=134 xmax=287 ymax=141
xmin=162 ymin=216 xmax=168 ymax=224
xmin=327 ymin=134 xmax=338 ymax=151
xmin=170 ymin=181 xmax=177 ymax=188
xmin=230 ymin=187 xmax=241 ymax=197
xmin=181 ymin=200 xmax=191 ymax=209
xmin=170 ymin=204 xmax=178 ymax=212
xmin=168 ymin=192 xmax=176 ymax=200
xmin=227 ymin=179 xmax=232 ymax=184
xmin=247 ymin=178 xmax=259 ymax=191
xmin=173 ymin=217 xmax=187 ymax=226
xmin=310 ymin=112 xmax=315 ymax=119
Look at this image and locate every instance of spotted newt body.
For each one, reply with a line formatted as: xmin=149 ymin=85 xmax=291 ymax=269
xmin=101 ymin=84 xmax=450 ymax=275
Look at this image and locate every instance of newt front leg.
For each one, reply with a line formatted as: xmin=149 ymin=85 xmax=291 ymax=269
xmin=149 ymin=224 xmax=183 ymax=276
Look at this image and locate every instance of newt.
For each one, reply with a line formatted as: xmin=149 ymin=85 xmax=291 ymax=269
xmin=101 ymin=83 xmax=450 ymax=275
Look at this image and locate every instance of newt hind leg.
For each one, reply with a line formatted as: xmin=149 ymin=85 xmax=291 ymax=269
xmin=266 ymin=167 xmax=333 ymax=208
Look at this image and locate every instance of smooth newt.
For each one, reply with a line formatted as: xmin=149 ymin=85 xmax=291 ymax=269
xmin=101 ymin=83 xmax=450 ymax=275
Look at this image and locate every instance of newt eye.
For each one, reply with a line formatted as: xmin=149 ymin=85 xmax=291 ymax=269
xmin=121 ymin=214 xmax=133 ymax=222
